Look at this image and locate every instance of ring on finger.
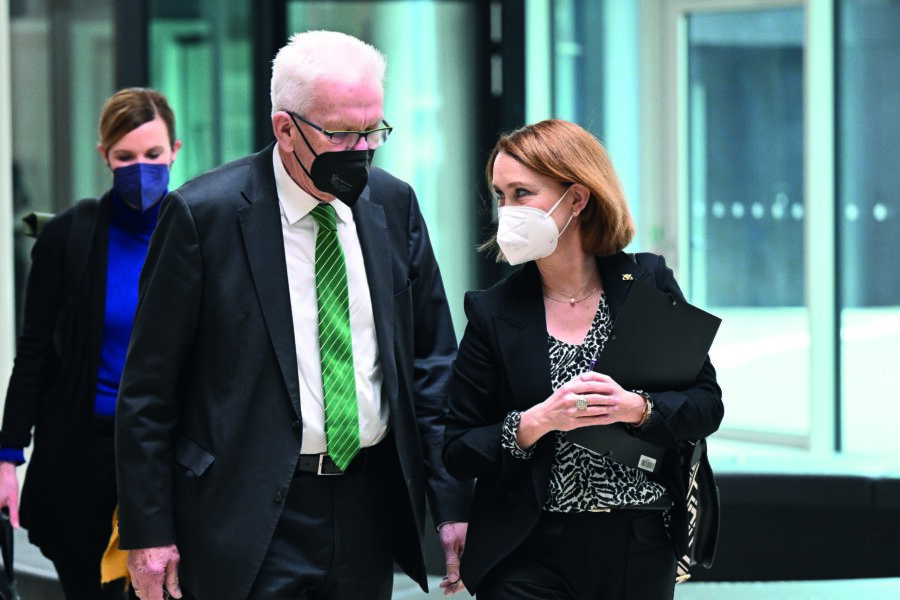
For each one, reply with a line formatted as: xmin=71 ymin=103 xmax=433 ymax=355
xmin=575 ymin=396 xmax=588 ymax=411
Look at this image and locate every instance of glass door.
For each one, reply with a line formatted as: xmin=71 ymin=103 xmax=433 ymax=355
xmin=680 ymin=3 xmax=811 ymax=449
xmin=148 ymin=0 xmax=255 ymax=188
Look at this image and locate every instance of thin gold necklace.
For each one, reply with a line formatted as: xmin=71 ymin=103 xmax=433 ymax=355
xmin=542 ymin=283 xmax=601 ymax=307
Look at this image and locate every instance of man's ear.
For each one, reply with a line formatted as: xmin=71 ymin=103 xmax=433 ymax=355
xmin=272 ymin=112 xmax=295 ymax=152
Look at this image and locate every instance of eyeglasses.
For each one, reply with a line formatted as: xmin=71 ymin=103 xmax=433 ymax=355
xmin=288 ymin=112 xmax=393 ymax=149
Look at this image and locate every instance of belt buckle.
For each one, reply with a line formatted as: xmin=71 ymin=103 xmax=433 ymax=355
xmin=318 ymin=454 xmax=343 ymax=476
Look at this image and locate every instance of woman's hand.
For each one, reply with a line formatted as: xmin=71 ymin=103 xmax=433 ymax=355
xmin=0 ymin=461 xmax=20 ymax=527
xmin=516 ymin=371 xmax=646 ymax=449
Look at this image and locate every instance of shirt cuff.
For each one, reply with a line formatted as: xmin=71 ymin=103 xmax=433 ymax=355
xmin=501 ymin=411 xmax=535 ymax=459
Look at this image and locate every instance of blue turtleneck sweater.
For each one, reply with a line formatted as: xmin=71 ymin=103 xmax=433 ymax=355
xmin=93 ymin=193 xmax=161 ymax=416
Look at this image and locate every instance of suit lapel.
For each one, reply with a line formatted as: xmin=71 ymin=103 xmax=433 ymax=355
xmin=351 ymin=188 xmax=397 ymax=398
xmin=238 ymin=146 xmax=302 ymax=416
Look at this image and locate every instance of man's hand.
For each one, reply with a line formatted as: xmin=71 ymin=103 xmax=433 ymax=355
xmin=0 ymin=462 xmax=20 ymax=527
xmin=437 ymin=521 xmax=468 ymax=596
xmin=128 ymin=544 xmax=182 ymax=600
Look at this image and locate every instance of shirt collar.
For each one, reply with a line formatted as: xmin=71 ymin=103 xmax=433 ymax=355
xmin=272 ymin=146 xmax=352 ymax=225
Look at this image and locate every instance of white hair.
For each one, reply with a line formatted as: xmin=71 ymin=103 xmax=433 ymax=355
xmin=270 ymin=30 xmax=386 ymax=116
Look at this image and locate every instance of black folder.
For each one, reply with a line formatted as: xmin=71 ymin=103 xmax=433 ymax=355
xmin=566 ymin=279 xmax=721 ymax=473
xmin=567 ymin=422 xmax=670 ymax=474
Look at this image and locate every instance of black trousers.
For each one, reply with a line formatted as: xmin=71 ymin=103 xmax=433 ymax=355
xmin=477 ymin=509 xmax=677 ymax=600
xmin=246 ymin=436 xmax=401 ymax=600
xmin=42 ymin=418 xmax=133 ymax=600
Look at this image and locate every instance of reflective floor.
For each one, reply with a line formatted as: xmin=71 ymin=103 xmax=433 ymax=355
xmin=10 ymin=529 xmax=900 ymax=599
xmin=397 ymin=576 xmax=900 ymax=599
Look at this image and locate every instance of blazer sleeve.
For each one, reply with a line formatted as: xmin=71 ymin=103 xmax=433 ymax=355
xmin=443 ymin=290 xmax=529 ymax=483
xmin=405 ymin=190 xmax=474 ymax=525
xmin=1 ymin=214 xmax=70 ymax=450
xmin=632 ymin=253 xmax=724 ymax=446
xmin=115 ymin=191 xmax=203 ymax=549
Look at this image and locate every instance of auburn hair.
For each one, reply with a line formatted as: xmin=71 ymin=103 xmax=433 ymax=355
xmin=483 ymin=119 xmax=635 ymax=259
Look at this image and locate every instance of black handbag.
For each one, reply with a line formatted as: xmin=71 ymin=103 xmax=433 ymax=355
xmin=0 ymin=509 xmax=20 ymax=600
xmin=675 ymin=438 xmax=720 ymax=583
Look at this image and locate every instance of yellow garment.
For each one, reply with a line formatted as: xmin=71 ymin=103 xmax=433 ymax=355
xmin=100 ymin=505 xmax=130 ymax=588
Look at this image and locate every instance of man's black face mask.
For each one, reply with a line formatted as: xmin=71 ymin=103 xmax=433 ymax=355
xmin=289 ymin=114 xmax=374 ymax=207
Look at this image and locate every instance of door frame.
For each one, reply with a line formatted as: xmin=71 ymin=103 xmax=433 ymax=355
xmin=647 ymin=0 xmax=837 ymax=451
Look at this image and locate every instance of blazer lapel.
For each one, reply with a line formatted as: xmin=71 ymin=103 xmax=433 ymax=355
xmin=491 ymin=255 xmax=654 ymax=409
xmin=494 ymin=263 xmax=554 ymax=409
xmin=598 ymin=252 xmax=653 ymax=320
xmin=238 ymin=145 xmax=302 ymax=416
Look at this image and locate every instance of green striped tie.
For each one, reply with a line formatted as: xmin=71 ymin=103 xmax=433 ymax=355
xmin=309 ymin=203 xmax=360 ymax=471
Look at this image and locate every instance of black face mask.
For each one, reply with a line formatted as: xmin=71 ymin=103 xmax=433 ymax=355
xmin=289 ymin=115 xmax=374 ymax=207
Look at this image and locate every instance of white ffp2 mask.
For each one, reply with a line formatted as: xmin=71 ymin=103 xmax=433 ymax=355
xmin=496 ymin=187 xmax=574 ymax=265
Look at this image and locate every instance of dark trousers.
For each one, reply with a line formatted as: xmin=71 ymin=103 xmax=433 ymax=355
xmin=477 ymin=509 xmax=677 ymax=600
xmin=246 ymin=437 xmax=400 ymax=600
xmin=43 ymin=419 xmax=133 ymax=600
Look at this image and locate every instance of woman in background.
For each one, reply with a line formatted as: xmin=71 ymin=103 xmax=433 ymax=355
xmin=0 ymin=88 xmax=181 ymax=599
xmin=443 ymin=119 xmax=723 ymax=599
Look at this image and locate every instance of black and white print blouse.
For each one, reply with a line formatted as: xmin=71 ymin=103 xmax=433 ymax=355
xmin=501 ymin=293 xmax=666 ymax=513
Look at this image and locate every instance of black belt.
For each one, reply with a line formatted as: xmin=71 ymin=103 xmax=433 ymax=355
xmin=296 ymin=453 xmax=346 ymax=475
xmin=296 ymin=443 xmax=382 ymax=476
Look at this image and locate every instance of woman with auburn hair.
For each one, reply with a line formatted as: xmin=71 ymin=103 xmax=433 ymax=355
xmin=443 ymin=119 xmax=723 ymax=599
xmin=0 ymin=88 xmax=181 ymax=599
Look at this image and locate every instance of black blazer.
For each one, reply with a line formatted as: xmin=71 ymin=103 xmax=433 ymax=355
xmin=115 ymin=144 xmax=472 ymax=599
xmin=0 ymin=193 xmax=112 ymax=555
xmin=443 ymin=252 xmax=723 ymax=592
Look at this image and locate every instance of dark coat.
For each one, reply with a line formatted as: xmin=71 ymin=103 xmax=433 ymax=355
xmin=0 ymin=193 xmax=112 ymax=555
xmin=115 ymin=143 xmax=472 ymax=599
xmin=442 ymin=252 xmax=724 ymax=592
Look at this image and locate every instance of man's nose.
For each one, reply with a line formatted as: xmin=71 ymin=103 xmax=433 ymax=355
xmin=350 ymin=135 xmax=371 ymax=151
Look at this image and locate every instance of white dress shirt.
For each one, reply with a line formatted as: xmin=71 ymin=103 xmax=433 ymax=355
xmin=272 ymin=147 xmax=388 ymax=454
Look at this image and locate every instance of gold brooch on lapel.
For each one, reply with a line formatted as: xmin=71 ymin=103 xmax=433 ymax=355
xmin=622 ymin=273 xmax=633 ymax=281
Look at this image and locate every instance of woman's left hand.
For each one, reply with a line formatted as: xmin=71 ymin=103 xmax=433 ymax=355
xmin=517 ymin=371 xmax=649 ymax=449
xmin=570 ymin=371 xmax=646 ymax=427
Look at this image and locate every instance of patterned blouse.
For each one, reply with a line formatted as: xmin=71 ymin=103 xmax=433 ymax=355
xmin=501 ymin=293 xmax=666 ymax=513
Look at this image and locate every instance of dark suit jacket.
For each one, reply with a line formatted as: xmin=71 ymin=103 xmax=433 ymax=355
xmin=115 ymin=143 xmax=471 ymax=599
xmin=443 ymin=252 xmax=723 ymax=592
xmin=1 ymin=194 xmax=112 ymax=555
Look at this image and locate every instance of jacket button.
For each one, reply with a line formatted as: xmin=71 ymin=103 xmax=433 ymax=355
xmin=507 ymin=493 xmax=518 ymax=505
xmin=274 ymin=491 xmax=285 ymax=503
xmin=292 ymin=420 xmax=301 ymax=431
